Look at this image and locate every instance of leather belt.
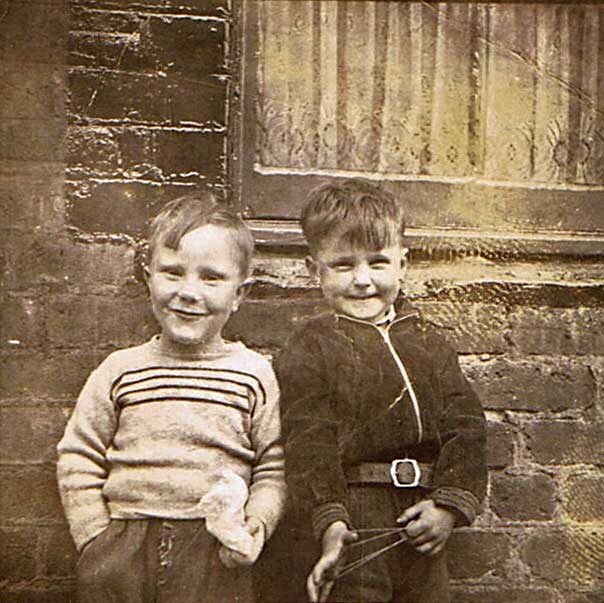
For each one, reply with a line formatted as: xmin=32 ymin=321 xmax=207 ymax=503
xmin=346 ymin=459 xmax=433 ymax=488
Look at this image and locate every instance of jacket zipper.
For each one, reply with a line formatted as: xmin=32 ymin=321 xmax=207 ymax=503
xmin=337 ymin=312 xmax=424 ymax=445
xmin=377 ymin=324 xmax=423 ymax=445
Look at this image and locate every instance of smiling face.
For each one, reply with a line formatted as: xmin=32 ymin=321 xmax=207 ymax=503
xmin=308 ymin=237 xmax=406 ymax=323
xmin=145 ymin=224 xmax=247 ymax=354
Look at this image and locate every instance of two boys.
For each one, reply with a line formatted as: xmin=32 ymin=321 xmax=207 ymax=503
xmin=58 ymin=181 xmax=487 ymax=603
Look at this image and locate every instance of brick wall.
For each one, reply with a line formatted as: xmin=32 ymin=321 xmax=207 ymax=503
xmin=1 ymin=2 xmax=603 ymax=602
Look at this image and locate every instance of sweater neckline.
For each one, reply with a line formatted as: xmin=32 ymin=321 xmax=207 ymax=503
xmin=149 ymin=334 xmax=245 ymax=360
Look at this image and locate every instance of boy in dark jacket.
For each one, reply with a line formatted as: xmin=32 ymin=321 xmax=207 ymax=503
xmin=273 ymin=179 xmax=487 ymax=603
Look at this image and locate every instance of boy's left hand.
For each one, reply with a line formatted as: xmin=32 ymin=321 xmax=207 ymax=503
xmin=218 ymin=516 xmax=266 ymax=568
xmin=397 ymin=499 xmax=456 ymax=556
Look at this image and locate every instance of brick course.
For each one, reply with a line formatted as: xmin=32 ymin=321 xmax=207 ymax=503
xmin=447 ymin=530 xmax=512 ymax=580
xmin=525 ymin=421 xmax=604 ymax=466
xmin=463 ymin=357 xmax=596 ymax=412
xmin=510 ymin=307 xmax=604 ymax=356
xmin=522 ymin=528 xmax=604 ymax=586
xmin=0 ymin=466 xmax=63 ymax=523
xmin=0 ymin=527 xmax=38 ymax=582
xmin=486 ymin=421 xmax=515 ymax=469
xmin=490 ymin=473 xmax=557 ymax=522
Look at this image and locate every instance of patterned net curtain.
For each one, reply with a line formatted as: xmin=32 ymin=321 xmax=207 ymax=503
xmin=255 ymin=2 xmax=604 ymax=186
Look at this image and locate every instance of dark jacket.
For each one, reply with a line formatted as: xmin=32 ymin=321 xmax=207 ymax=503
xmin=275 ymin=300 xmax=488 ymax=540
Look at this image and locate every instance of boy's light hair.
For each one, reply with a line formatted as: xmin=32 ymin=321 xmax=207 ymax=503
xmin=147 ymin=191 xmax=255 ymax=278
xmin=300 ymin=179 xmax=406 ymax=256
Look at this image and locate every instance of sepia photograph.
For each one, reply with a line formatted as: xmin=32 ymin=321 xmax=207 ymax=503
xmin=1 ymin=1 xmax=603 ymax=602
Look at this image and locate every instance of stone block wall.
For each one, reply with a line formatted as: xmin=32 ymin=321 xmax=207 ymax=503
xmin=1 ymin=2 xmax=602 ymax=602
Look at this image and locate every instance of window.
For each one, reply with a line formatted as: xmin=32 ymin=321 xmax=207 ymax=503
xmin=232 ymin=1 xmax=604 ymax=257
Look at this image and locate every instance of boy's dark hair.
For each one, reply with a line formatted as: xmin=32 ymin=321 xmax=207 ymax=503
xmin=300 ymin=179 xmax=405 ymax=255
xmin=147 ymin=191 xmax=255 ymax=278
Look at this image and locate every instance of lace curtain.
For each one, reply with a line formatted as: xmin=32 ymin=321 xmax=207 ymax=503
xmin=255 ymin=2 xmax=604 ymax=186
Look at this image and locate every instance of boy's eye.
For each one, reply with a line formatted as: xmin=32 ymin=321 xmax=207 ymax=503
xmin=331 ymin=262 xmax=353 ymax=271
xmin=368 ymin=254 xmax=392 ymax=268
xmin=200 ymin=272 xmax=224 ymax=282
xmin=162 ymin=268 xmax=182 ymax=277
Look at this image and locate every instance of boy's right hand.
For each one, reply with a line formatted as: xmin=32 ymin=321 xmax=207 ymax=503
xmin=307 ymin=521 xmax=358 ymax=603
xmin=218 ymin=516 xmax=266 ymax=568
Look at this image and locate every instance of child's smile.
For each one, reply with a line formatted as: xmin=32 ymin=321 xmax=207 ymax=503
xmin=170 ymin=307 xmax=209 ymax=319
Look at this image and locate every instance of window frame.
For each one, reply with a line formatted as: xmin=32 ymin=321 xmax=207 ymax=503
xmin=229 ymin=0 xmax=604 ymax=259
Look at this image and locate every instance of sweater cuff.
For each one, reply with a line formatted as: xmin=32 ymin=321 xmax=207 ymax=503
xmin=430 ymin=487 xmax=480 ymax=526
xmin=74 ymin=517 xmax=111 ymax=553
xmin=311 ymin=502 xmax=350 ymax=541
xmin=245 ymin=481 xmax=287 ymax=541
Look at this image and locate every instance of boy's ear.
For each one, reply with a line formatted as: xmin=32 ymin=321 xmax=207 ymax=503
xmin=399 ymin=247 xmax=409 ymax=281
xmin=233 ymin=279 xmax=253 ymax=312
xmin=305 ymin=255 xmax=319 ymax=279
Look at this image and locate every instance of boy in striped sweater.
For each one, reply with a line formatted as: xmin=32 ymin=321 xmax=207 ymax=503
xmin=57 ymin=193 xmax=286 ymax=603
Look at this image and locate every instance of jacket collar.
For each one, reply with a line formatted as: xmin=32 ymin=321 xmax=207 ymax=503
xmin=334 ymin=296 xmax=420 ymax=329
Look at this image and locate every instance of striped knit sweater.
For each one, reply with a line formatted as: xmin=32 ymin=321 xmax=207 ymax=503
xmin=57 ymin=335 xmax=286 ymax=552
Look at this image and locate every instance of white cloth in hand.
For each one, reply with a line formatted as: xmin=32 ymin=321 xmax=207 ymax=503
xmin=196 ymin=469 xmax=254 ymax=557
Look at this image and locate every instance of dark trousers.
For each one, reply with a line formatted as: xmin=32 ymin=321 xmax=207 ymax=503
xmin=77 ymin=518 xmax=253 ymax=603
xmin=255 ymin=486 xmax=450 ymax=603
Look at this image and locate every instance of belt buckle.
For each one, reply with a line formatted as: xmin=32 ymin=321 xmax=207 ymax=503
xmin=390 ymin=458 xmax=421 ymax=488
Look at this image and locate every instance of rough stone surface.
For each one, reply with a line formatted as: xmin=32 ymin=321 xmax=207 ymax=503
xmin=0 ymin=174 xmax=65 ymax=233
xmin=521 ymin=531 xmax=566 ymax=583
xmin=463 ymin=357 xmax=596 ymax=412
xmin=66 ymin=180 xmax=195 ymax=236
xmin=447 ymin=530 xmax=512 ymax=579
xmin=564 ymin=591 xmax=604 ymax=603
xmin=418 ymin=301 xmax=509 ymax=354
xmin=225 ymin=298 xmax=325 ymax=349
xmin=0 ymin=296 xmax=45 ymax=350
xmin=0 ymin=527 xmax=38 ymax=582
xmin=525 ymin=421 xmax=604 ymax=466
xmin=510 ymin=307 xmax=604 ymax=356
xmin=0 ymin=351 xmax=102 ymax=400
xmin=522 ymin=528 xmax=604 ymax=586
xmin=490 ymin=473 xmax=557 ymax=521
xmin=0 ymin=466 xmax=64 ymax=523
xmin=563 ymin=474 xmax=604 ymax=523
xmin=451 ymin=588 xmax=555 ymax=603
xmin=0 ymin=406 xmax=69 ymax=464
xmin=486 ymin=421 xmax=515 ymax=469
xmin=0 ymin=589 xmax=76 ymax=603
xmin=41 ymin=524 xmax=78 ymax=578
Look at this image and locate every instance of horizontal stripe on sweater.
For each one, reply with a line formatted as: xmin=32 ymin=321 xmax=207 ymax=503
xmin=111 ymin=366 xmax=267 ymax=412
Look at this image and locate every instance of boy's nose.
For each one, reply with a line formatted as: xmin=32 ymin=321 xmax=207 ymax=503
xmin=177 ymin=280 xmax=202 ymax=302
xmin=352 ymin=265 xmax=371 ymax=287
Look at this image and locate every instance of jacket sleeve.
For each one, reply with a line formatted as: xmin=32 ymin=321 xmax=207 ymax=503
xmin=56 ymin=362 xmax=117 ymax=551
xmin=275 ymin=328 xmax=351 ymax=540
xmin=429 ymin=340 xmax=488 ymax=525
xmin=245 ymin=357 xmax=287 ymax=540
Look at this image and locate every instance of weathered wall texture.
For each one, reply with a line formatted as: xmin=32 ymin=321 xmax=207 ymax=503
xmin=1 ymin=2 xmax=603 ymax=602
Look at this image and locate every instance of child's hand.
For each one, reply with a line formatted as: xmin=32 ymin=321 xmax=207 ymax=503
xmin=397 ymin=499 xmax=456 ymax=556
xmin=307 ymin=521 xmax=358 ymax=603
xmin=218 ymin=516 xmax=266 ymax=568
